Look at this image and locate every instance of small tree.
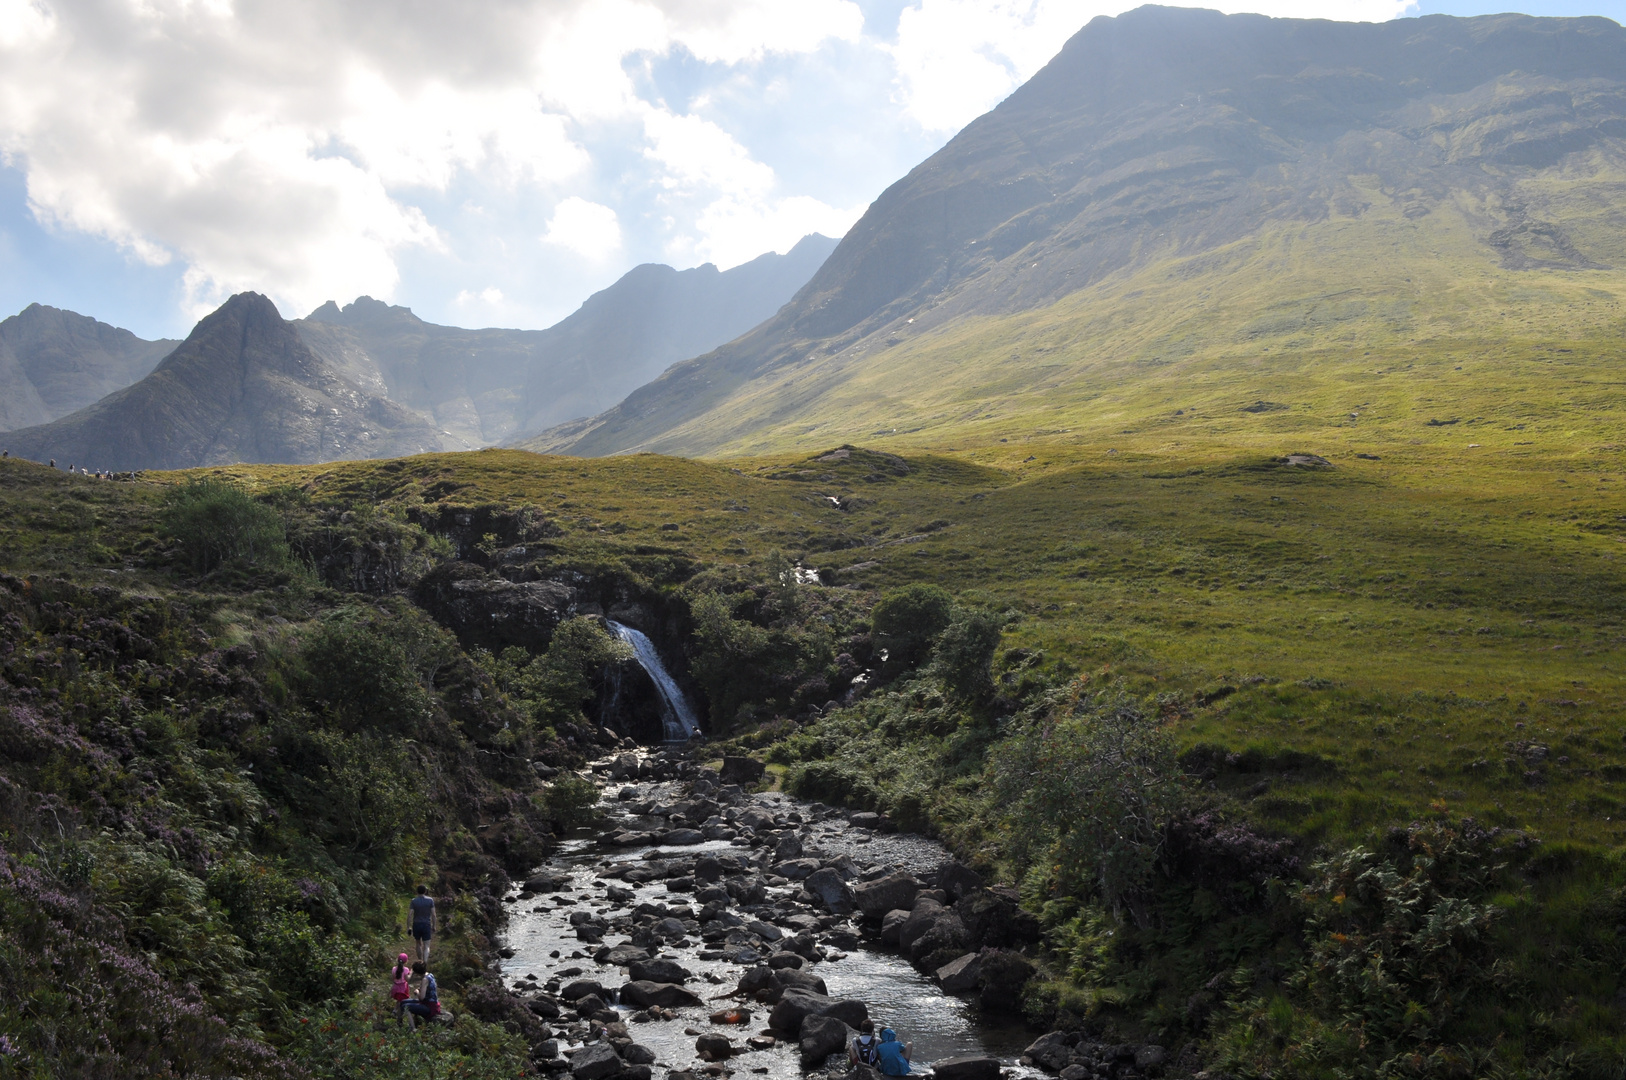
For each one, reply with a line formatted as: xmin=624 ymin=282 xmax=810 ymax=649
xmin=930 ymin=606 xmax=1007 ymax=702
xmin=993 ymin=689 xmax=1187 ymax=923
xmin=160 ymin=479 xmax=289 ymax=573
xmin=870 ymin=583 xmax=954 ymax=680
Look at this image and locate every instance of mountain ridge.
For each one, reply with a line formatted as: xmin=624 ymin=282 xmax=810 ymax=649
xmin=530 ymin=6 xmax=1626 ymax=459
xmin=0 ymin=304 xmax=176 ymax=432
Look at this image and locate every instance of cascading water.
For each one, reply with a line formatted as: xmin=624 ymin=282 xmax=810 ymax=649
xmin=606 ymin=621 xmax=701 ymax=742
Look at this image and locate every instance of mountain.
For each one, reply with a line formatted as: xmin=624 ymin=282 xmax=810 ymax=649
xmin=297 ymin=233 xmax=839 ymax=448
xmin=2 ymin=293 xmax=442 ymax=470
xmin=0 ymin=305 xmax=176 ymax=432
xmin=531 ymin=7 xmax=1626 ymax=458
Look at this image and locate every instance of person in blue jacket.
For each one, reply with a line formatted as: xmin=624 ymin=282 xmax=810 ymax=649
xmin=875 ymin=1027 xmax=913 ymax=1075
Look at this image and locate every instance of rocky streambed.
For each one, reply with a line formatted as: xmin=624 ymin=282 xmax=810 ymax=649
xmin=497 ymin=751 xmax=1182 ymax=1080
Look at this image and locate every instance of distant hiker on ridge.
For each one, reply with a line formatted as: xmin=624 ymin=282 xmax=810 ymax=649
xmin=408 ymin=885 xmax=435 ymax=964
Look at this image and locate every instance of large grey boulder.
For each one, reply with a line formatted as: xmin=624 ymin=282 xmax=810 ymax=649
xmin=769 ymin=989 xmax=832 ymax=1033
xmin=909 ymin=911 xmax=969 ymax=965
xmin=559 ymin=979 xmax=604 ymax=1000
xmin=1023 ymin=1032 xmax=1074 ymax=1073
xmin=804 ymin=867 xmax=855 ymax=914
xmin=595 ymin=943 xmax=651 ymax=965
xmin=772 ymin=857 xmax=821 ymax=880
xmin=936 ymin=952 xmax=982 ymax=993
xmin=774 ymin=832 xmax=804 ymax=862
xmin=933 ymin=1058 xmax=1001 ymax=1080
xmin=898 ymin=898 xmax=946 ymax=951
xmin=880 ymin=909 xmax=910 ymax=945
xmin=664 ymin=828 xmax=705 ymax=845
xmin=936 ymin=861 xmax=985 ymax=901
xmin=619 ymin=981 xmax=704 ymax=1008
xmin=570 ymin=1043 xmax=623 ymax=1080
xmin=773 ymin=967 xmax=829 ymax=996
xmin=799 ymin=1014 xmax=855 ymax=1067
xmin=629 ymin=958 xmax=692 ymax=984
xmin=853 ymin=872 xmax=922 ymax=918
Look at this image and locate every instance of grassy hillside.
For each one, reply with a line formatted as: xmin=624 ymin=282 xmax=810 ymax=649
xmin=556 ymin=165 xmax=1626 ymax=461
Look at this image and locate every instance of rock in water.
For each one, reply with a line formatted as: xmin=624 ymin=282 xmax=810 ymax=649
xmin=936 ymin=861 xmax=984 ymax=901
xmin=933 ymin=1058 xmax=1002 ymax=1080
xmin=798 ymin=1014 xmax=854 ymax=1067
xmin=629 ymin=958 xmax=692 ymax=984
xmin=936 ymin=952 xmax=983 ymax=993
xmin=570 ymin=1043 xmax=623 ymax=1080
xmin=804 ymin=867 xmax=856 ymax=915
xmin=853 ymin=872 xmax=922 ymax=918
xmin=1023 ymin=1032 xmax=1074 ymax=1073
xmin=620 ymin=981 xmax=704 ymax=1008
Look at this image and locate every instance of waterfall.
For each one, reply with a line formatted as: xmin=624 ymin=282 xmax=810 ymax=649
xmin=606 ymin=621 xmax=701 ymax=742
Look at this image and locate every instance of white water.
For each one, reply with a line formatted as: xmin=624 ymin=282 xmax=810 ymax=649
xmin=607 ymin=621 xmax=701 ymax=742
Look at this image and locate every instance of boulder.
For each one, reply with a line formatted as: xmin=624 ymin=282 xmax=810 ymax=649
xmin=799 ymin=1014 xmax=854 ymax=1067
xmin=737 ymin=807 xmax=776 ymax=830
xmin=909 ymin=911 xmax=969 ymax=965
xmin=746 ymin=920 xmax=784 ymax=943
xmin=1024 ymin=1033 xmax=1073 ymax=1073
xmin=736 ymin=966 xmax=778 ymax=997
xmin=720 ymin=757 xmax=766 ymax=785
xmin=1059 ymin=1067 xmax=1089 ymax=1080
xmin=848 ymin=812 xmax=882 ymax=829
xmin=595 ymin=943 xmax=651 ymax=966
xmin=622 ymin=1044 xmax=656 ymax=1065
xmin=880 ymin=909 xmax=910 ymax=945
xmin=936 ymin=862 xmax=984 ymax=902
xmin=570 ymin=1043 xmax=623 ymax=1080
xmin=854 ymin=873 xmax=923 ymax=919
xmin=772 ymin=858 xmax=822 ymax=880
xmin=560 ymin=980 xmax=604 ymax=1001
xmin=695 ymin=1033 xmax=735 ymax=1059
xmin=980 ymin=950 xmax=1036 ymax=1013
xmin=572 ymin=994 xmax=608 ymax=1016
xmin=629 ymin=959 xmax=692 ymax=984
xmin=523 ymin=871 xmax=572 ymax=893
xmin=609 ymin=754 xmax=640 ymax=781
xmin=620 ymin=981 xmax=704 ymax=1009
xmin=933 ymin=1058 xmax=1001 ymax=1080
xmin=957 ymin=887 xmax=1041 ymax=949
xmin=773 ymin=968 xmax=829 ymax=996
xmin=898 ymin=899 xmax=946 ymax=951
xmin=769 ymin=989 xmax=833 ymax=1033
xmin=804 ymin=867 xmax=856 ymax=915
xmin=664 ymin=828 xmax=705 ymax=845
xmin=774 ymin=833 xmax=804 ymax=862
xmin=820 ymin=999 xmax=869 ymax=1029
xmin=936 ymin=952 xmax=982 ymax=993
xmin=768 ymin=952 xmax=805 ymax=970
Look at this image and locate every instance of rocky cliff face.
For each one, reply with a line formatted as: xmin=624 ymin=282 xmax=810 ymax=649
xmin=2 ymin=292 xmax=442 ymax=470
xmin=0 ymin=304 xmax=176 ymax=432
xmin=543 ymin=7 xmax=1626 ymax=456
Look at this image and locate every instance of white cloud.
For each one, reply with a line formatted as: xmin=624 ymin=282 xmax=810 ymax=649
xmin=690 ymin=193 xmax=863 ymax=268
xmin=455 ymin=286 xmax=505 ymax=305
xmin=544 ymin=196 xmax=624 ymax=260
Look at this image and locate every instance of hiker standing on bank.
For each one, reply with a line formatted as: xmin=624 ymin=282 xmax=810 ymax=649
xmin=408 ymin=885 xmax=435 ymax=964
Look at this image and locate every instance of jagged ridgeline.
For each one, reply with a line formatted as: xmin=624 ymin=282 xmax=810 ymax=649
xmin=534 ymin=6 xmax=1626 ymax=457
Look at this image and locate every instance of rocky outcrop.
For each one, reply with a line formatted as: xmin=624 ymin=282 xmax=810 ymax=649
xmin=414 ymin=561 xmax=578 ymax=652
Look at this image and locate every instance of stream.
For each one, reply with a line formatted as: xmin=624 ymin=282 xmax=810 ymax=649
xmin=498 ymin=768 xmax=1047 ymax=1080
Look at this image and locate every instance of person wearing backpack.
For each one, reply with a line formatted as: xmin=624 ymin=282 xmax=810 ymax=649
xmin=850 ymin=1020 xmax=882 ymax=1067
xmin=389 ymin=953 xmax=412 ymax=1023
xmin=404 ymin=962 xmax=441 ymax=1030
xmin=874 ymin=1027 xmax=912 ymax=1076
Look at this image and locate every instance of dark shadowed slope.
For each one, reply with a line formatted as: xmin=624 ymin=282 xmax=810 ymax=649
xmin=536 ymin=7 xmax=1626 ymax=457
xmin=3 ymin=293 xmax=442 ymax=470
xmin=0 ymin=305 xmax=176 ymax=432
xmin=296 ymin=233 xmax=839 ymax=448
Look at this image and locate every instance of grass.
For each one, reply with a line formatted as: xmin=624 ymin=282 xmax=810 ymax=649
xmin=10 ymin=423 xmax=1617 ymax=852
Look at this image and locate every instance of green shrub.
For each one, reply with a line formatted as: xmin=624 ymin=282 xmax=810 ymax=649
xmin=992 ymin=688 xmax=1189 ymax=923
xmin=537 ymin=774 xmax=601 ymax=830
xmin=300 ymin=616 xmax=438 ymax=733
xmin=160 ymin=479 xmax=289 ymax=573
xmin=930 ymin=606 xmax=1008 ymax=702
xmin=871 ymin=583 xmax=953 ymax=680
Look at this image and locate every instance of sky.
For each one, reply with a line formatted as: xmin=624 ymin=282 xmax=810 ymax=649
xmin=2 ymin=0 xmax=1624 ymax=340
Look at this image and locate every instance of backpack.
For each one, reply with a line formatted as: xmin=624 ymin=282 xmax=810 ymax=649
xmin=854 ymin=1036 xmax=880 ymax=1065
xmin=423 ymin=973 xmax=441 ymax=1016
xmin=390 ymin=966 xmax=411 ymax=1001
